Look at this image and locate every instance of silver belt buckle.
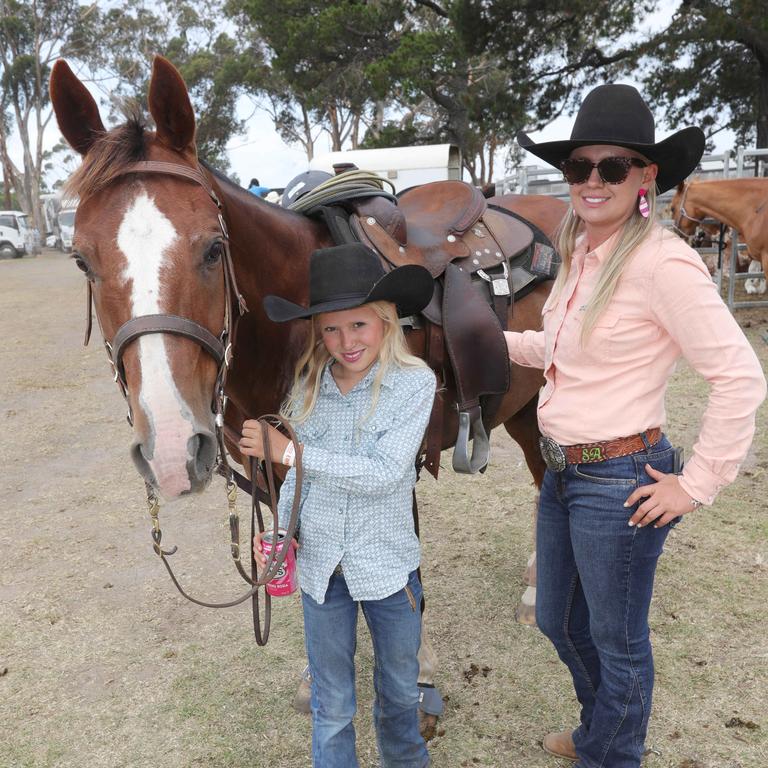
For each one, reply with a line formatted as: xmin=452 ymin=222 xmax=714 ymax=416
xmin=539 ymin=435 xmax=567 ymax=472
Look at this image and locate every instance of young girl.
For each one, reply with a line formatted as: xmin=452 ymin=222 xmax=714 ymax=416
xmin=240 ymin=243 xmax=435 ymax=768
xmin=508 ymin=84 xmax=766 ymax=767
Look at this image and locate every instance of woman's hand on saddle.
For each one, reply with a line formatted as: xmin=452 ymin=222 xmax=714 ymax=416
xmin=240 ymin=419 xmax=290 ymax=462
xmin=624 ymin=465 xmax=697 ymax=528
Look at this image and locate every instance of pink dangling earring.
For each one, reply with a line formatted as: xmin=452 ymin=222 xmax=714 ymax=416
xmin=637 ymin=188 xmax=649 ymax=218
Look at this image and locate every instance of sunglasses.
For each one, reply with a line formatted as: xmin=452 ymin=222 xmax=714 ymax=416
xmin=560 ymin=156 xmax=647 ymax=185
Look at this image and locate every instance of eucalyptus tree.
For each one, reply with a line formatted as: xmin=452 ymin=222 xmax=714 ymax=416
xmin=638 ymin=0 xmax=768 ymax=151
xmin=372 ymin=0 xmax=655 ymax=185
xmin=85 ymin=0 xmax=255 ymax=171
xmin=0 ymin=0 xmax=97 ymax=231
xmin=229 ymin=0 xmax=405 ymax=159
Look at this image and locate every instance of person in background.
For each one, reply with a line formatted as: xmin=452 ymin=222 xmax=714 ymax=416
xmin=506 ymin=83 xmax=766 ymax=767
xmin=247 ymin=177 xmax=270 ymax=198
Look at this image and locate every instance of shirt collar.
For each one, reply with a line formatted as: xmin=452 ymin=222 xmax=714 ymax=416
xmin=574 ymin=229 xmax=622 ymax=265
xmin=320 ymin=360 xmax=396 ymax=395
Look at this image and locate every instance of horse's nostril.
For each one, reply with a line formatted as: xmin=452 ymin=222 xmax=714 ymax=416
xmin=189 ymin=431 xmax=217 ymax=479
xmin=130 ymin=441 xmax=157 ymax=487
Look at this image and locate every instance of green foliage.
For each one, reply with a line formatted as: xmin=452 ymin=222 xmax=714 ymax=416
xmin=230 ymin=0 xmax=405 ymax=151
xmin=371 ymin=0 xmax=649 ymax=183
xmin=81 ymin=0 xmax=254 ymax=170
xmin=638 ymin=0 xmax=768 ymax=148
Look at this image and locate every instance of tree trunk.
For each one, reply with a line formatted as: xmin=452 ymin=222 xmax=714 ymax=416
xmin=757 ymin=63 xmax=768 ymax=179
xmin=301 ymin=104 xmax=314 ymax=161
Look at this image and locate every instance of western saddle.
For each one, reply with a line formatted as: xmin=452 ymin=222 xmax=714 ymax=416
xmin=296 ymin=170 xmax=559 ymax=478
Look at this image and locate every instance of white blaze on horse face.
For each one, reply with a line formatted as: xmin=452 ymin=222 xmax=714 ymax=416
xmin=118 ymin=191 xmax=195 ymax=498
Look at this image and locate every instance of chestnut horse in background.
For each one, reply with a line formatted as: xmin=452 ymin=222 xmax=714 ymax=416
xmin=670 ymin=178 xmax=768 ymax=293
xmin=50 ymin=55 xmax=565 ymax=735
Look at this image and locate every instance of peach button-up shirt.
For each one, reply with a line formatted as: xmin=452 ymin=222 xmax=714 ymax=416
xmin=506 ymin=224 xmax=766 ymax=505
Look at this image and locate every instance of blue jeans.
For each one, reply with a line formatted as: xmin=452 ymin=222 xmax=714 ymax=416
xmin=536 ymin=437 xmax=678 ymax=768
xmin=302 ymin=570 xmax=429 ymax=768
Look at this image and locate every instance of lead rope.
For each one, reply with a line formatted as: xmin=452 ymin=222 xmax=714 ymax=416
xmin=146 ymin=415 xmax=302 ymax=646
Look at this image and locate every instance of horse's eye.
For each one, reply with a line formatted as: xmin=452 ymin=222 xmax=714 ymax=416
xmin=204 ymin=242 xmax=224 ymax=267
xmin=72 ymin=252 xmax=91 ymax=276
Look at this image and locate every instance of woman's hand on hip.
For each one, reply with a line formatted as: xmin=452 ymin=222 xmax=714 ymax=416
xmin=624 ymin=465 xmax=697 ymax=528
xmin=239 ymin=419 xmax=290 ymax=462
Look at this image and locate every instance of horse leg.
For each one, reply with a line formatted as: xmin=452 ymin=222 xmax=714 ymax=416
xmin=502 ymin=394 xmax=545 ymax=627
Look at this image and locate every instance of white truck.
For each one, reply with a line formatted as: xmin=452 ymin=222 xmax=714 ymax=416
xmin=57 ymin=208 xmax=77 ymax=252
xmin=0 ymin=210 xmax=30 ymax=258
xmin=308 ymin=144 xmax=462 ymax=194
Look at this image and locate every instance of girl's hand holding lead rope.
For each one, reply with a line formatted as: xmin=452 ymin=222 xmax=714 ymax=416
xmin=240 ymin=419 xmax=296 ymax=465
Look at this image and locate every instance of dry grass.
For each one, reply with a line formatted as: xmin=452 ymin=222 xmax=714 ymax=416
xmin=0 ymin=252 xmax=766 ymax=768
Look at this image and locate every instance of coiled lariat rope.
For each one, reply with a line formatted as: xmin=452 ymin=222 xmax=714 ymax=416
xmin=146 ymin=414 xmax=302 ymax=645
xmin=287 ymin=169 xmax=397 ymax=214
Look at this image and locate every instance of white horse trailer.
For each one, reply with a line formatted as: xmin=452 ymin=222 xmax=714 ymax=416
xmin=309 ymin=144 xmax=462 ymax=193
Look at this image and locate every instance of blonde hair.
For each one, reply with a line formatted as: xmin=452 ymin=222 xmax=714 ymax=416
xmin=552 ymin=181 xmax=658 ymax=344
xmin=280 ymin=300 xmax=427 ymax=424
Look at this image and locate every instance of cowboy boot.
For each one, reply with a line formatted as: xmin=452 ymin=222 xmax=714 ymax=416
xmin=292 ymin=665 xmax=312 ymax=714
xmin=542 ymin=730 xmax=578 ymax=761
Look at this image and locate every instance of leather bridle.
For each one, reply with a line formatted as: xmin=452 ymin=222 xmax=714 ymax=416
xmin=82 ymin=159 xmax=299 ymax=644
xmin=673 ymin=181 xmax=706 ymax=234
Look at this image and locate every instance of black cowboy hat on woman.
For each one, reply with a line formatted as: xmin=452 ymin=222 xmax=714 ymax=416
xmin=240 ymin=243 xmax=436 ymax=768
xmin=506 ymin=84 xmax=765 ymax=767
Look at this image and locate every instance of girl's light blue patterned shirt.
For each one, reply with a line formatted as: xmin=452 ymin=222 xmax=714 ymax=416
xmin=277 ymin=361 xmax=436 ymax=604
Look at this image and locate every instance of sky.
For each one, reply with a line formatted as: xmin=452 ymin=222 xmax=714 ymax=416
xmin=7 ymin=73 xmax=737 ymax=196
xmin=4 ymin=3 xmax=737 ymax=195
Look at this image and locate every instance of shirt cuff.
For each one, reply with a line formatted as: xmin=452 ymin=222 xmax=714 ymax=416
xmin=679 ymin=456 xmax=730 ymax=506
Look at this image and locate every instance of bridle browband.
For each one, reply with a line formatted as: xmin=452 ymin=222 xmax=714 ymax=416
xmin=82 ymin=159 xmax=297 ymax=645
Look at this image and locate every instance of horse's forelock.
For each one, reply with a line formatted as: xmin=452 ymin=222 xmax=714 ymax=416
xmin=64 ymin=107 xmax=149 ymax=203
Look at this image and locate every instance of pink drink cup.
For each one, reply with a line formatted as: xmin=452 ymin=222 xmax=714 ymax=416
xmin=261 ymin=528 xmax=298 ymax=597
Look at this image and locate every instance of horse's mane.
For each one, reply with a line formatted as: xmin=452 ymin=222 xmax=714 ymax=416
xmin=65 ymin=106 xmax=148 ymax=203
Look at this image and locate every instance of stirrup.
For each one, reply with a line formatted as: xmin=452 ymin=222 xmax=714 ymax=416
xmin=452 ymin=408 xmax=490 ymax=474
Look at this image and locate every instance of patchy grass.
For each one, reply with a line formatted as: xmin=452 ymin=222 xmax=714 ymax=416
xmin=1 ymin=253 xmax=766 ymax=767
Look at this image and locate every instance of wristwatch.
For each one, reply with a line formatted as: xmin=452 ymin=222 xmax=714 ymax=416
xmin=689 ymin=497 xmax=703 ymax=510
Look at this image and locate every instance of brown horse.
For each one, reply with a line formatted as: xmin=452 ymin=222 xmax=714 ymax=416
xmin=50 ymin=55 xmax=565 ymax=732
xmin=670 ymin=178 xmax=766 ymax=291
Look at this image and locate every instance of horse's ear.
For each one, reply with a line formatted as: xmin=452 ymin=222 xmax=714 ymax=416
xmin=49 ymin=60 xmax=106 ymax=156
xmin=148 ymin=55 xmax=196 ymax=156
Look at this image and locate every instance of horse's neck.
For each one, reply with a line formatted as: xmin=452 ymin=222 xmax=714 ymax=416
xmin=689 ymin=181 xmax=767 ymax=230
xmin=222 ymin=188 xmax=319 ymax=300
xmin=216 ymin=182 xmax=322 ymax=415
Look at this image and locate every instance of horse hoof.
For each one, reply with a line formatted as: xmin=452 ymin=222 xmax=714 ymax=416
xmin=523 ymin=553 xmax=536 ymax=586
xmin=515 ymin=585 xmax=537 ymax=626
xmin=419 ymin=711 xmax=439 ymax=741
xmin=292 ymin=666 xmax=312 ymax=714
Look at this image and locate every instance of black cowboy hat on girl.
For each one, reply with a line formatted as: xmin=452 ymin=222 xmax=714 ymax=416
xmin=516 ymin=83 xmax=705 ymax=194
xmin=263 ymin=243 xmax=434 ymax=323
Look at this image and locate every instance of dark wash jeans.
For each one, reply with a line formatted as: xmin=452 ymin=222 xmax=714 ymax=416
xmin=536 ymin=436 xmax=677 ymax=768
xmin=302 ymin=570 xmax=429 ymax=768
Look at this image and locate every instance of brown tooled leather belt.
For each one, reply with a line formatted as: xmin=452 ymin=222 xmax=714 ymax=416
xmin=539 ymin=428 xmax=662 ymax=472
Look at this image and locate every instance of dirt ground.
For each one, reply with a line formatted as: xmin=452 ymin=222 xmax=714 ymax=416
xmin=1 ymin=250 xmax=766 ymax=768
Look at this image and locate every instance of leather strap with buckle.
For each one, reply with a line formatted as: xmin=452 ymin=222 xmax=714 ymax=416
xmin=540 ymin=428 xmax=662 ymax=471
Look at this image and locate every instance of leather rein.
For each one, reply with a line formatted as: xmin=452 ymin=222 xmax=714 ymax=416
xmin=83 ymin=159 xmax=299 ymax=644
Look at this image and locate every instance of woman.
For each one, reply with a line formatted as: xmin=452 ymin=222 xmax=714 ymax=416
xmin=506 ymin=84 xmax=766 ymax=767
xmin=239 ymin=243 xmax=434 ymax=768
